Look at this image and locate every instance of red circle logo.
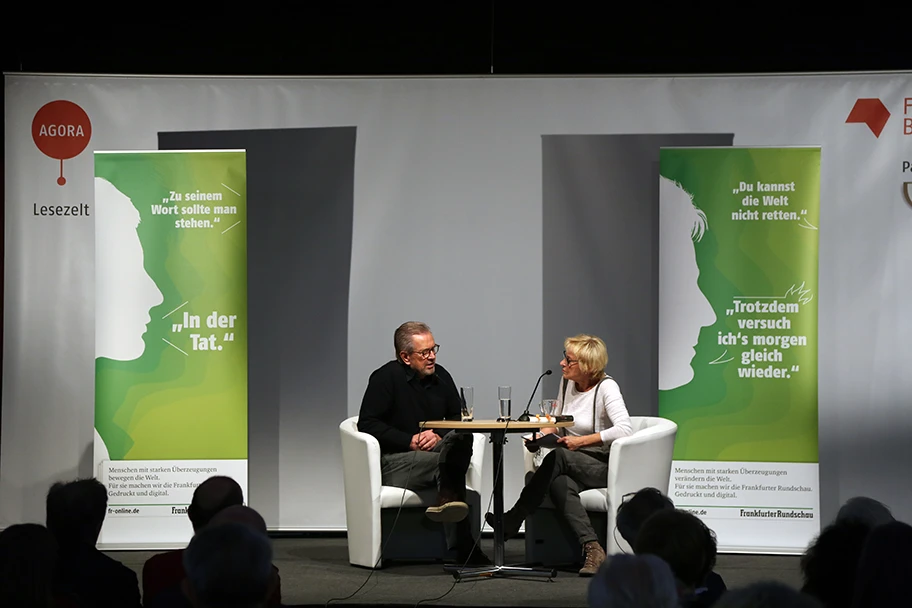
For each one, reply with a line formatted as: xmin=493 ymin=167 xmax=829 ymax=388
xmin=31 ymin=100 xmax=92 ymax=185
xmin=32 ymin=100 xmax=92 ymax=159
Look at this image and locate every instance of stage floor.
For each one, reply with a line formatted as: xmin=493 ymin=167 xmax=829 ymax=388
xmin=109 ymin=536 xmax=803 ymax=607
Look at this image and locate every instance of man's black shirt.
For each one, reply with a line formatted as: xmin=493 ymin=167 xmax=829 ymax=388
xmin=357 ymin=359 xmax=462 ymax=453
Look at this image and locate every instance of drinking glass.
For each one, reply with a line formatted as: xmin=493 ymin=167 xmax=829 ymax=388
xmin=540 ymin=399 xmax=559 ymax=418
xmin=498 ymin=386 xmax=511 ymax=419
xmin=460 ymin=386 xmax=474 ymax=421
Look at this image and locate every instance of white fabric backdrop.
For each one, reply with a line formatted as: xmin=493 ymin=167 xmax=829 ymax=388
xmin=3 ymin=73 xmax=911 ymax=543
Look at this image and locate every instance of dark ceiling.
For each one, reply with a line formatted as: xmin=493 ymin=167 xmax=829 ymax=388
xmin=2 ymin=8 xmax=910 ymax=76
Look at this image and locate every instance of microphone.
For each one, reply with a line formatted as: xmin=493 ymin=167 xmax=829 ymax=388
xmin=517 ymin=370 xmax=553 ymax=422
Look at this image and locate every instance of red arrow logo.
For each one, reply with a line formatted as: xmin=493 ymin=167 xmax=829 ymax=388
xmin=846 ymin=99 xmax=890 ymax=138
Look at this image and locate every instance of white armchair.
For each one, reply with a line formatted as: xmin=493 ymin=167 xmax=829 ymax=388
xmin=339 ymin=416 xmax=486 ymax=568
xmin=523 ymin=416 xmax=677 ymax=565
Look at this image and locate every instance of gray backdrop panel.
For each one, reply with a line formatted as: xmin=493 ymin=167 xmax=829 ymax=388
xmin=159 ymin=128 xmax=356 ymax=528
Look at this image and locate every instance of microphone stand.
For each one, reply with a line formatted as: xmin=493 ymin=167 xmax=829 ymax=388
xmin=516 ymin=370 xmax=552 ymax=422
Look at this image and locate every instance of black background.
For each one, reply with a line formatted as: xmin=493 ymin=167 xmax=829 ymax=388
xmin=2 ymin=8 xmax=910 ymax=76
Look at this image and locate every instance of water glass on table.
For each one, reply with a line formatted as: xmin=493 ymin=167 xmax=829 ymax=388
xmin=498 ymin=386 xmax=511 ymax=419
xmin=540 ymin=398 xmax=559 ymax=422
xmin=460 ymin=386 xmax=474 ymax=421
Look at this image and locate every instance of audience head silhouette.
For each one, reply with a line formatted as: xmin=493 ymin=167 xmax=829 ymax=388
xmin=45 ymin=478 xmax=108 ymax=548
xmin=616 ymin=487 xmax=675 ymax=547
xmin=834 ymin=496 xmax=894 ymax=528
xmin=141 ymin=479 xmax=284 ymax=608
xmin=0 ymin=523 xmax=59 ymax=608
xmin=187 ymin=476 xmax=244 ymax=532
xmin=850 ymin=519 xmax=912 ymax=608
xmin=633 ymin=508 xmax=718 ymax=596
xmin=713 ymin=581 xmax=822 ymax=607
xmin=800 ymin=518 xmax=871 ymax=608
xmin=209 ymin=505 xmax=268 ymax=535
xmin=183 ymin=522 xmax=273 ymax=608
xmin=587 ymin=553 xmax=678 ymax=608
xmin=44 ymin=478 xmax=141 ymax=608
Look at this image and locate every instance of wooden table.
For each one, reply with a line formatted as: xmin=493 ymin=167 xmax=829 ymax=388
xmin=420 ymin=418 xmax=573 ymax=581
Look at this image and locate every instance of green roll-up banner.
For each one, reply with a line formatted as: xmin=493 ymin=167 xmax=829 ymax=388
xmin=93 ymin=150 xmax=248 ymax=547
xmin=659 ymin=147 xmax=821 ymax=553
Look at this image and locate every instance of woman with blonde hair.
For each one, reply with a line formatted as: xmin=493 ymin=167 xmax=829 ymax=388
xmin=485 ymin=334 xmax=632 ymax=576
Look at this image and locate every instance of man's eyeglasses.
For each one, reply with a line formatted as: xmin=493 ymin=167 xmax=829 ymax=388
xmin=412 ymin=344 xmax=440 ymax=359
xmin=562 ymin=350 xmax=578 ymax=365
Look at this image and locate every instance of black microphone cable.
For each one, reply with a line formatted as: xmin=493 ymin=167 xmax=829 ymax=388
xmin=325 ymin=422 xmax=425 ymax=606
xmin=417 ymin=384 xmax=531 ymax=606
xmin=414 ymin=441 xmax=502 ymax=607
xmin=414 ymin=390 xmax=500 ymax=604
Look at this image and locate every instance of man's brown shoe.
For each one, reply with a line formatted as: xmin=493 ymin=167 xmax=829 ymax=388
xmin=578 ymin=541 xmax=606 ymax=577
xmin=426 ymin=500 xmax=469 ymax=523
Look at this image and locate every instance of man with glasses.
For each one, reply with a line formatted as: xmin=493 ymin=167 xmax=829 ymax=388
xmin=357 ymin=321 xmax=490 ymax=565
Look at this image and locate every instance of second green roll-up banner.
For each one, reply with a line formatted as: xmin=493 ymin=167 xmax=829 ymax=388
xmin=93 ymin=150 xmax=248 ymax=546
xmin=658 ymin=147 xmax=821 ymax=553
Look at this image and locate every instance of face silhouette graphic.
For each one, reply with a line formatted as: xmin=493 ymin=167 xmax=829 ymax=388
xmin=659 ymin=176 xmax=716 ymax=390
xmin=95 ymin=177 xmax=164 ymax=361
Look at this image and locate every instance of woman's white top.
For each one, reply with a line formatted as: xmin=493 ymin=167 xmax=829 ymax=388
xmin=558 ymin=375 xmax=633 ymax=444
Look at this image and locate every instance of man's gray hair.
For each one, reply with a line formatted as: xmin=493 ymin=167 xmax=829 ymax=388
xmin=394 ymin=321 xmax=431 ymax=360
xmin=183 ymin=522 xmax=273 ymax=608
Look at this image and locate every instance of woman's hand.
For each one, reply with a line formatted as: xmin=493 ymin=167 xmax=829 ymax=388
xmin=557 ymin=435 xmax=589 ymax=451
xmin=524 ymin=428 xmax=557 ymax=452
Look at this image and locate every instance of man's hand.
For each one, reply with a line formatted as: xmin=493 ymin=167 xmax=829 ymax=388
xmin=538 ymin=427 xmax=559 ymax=436
xmin=410 ymin=434 xmax=422 ymax=451
xmin=416 ymin=430 xmax=440 ymax=451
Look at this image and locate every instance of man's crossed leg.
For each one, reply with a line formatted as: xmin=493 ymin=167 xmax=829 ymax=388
xmin=380 ymin=432 xmax=489 ymax=565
